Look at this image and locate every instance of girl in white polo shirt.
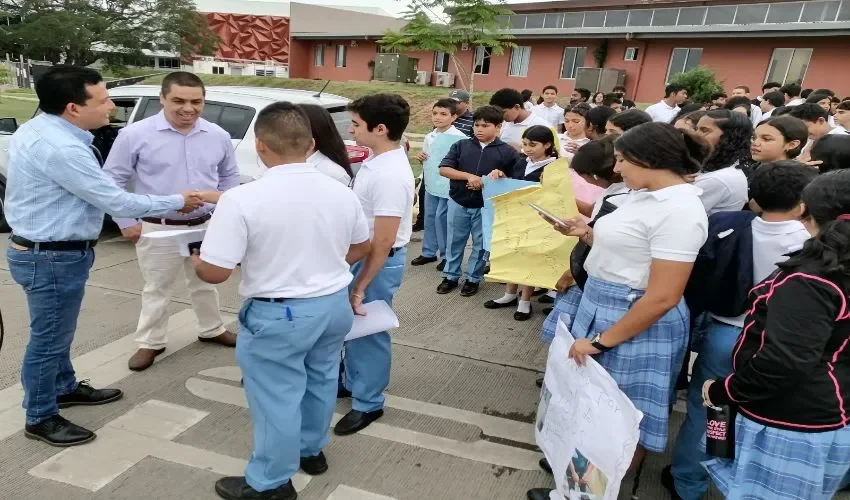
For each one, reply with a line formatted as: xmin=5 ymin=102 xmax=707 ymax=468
xmin=551 ymin=122 xmax=710 ymax=469
xmin=692 ymin=109 xmax=753 ymax=215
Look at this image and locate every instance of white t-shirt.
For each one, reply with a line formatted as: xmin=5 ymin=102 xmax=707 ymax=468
xmin=713 ymin=218 xmax=810 ymax=327
xmin=787 ymin=98 xmax=805 ymax=107
xmin=307 ymin=150 xmax=351 ymax=186
xmin=584 ymin=183 xmax=708 ymax=290
xmin=501 ymin=113 xmax=553 ymax=148
xmin=750 ymin=104 xmax=763 ymax=127
xmin=200 ymin=163 xmax=370 ymax=299
xmin=422 ymin=125 xmax=467 ymax=154
xmin=523 ymin=101 xmax=534 ymax=111
xmin=694 ymin=166 xmax=749 ymax=215
xmin=532 ymin=103 xmax=566 ymax=129
xmin=353 ymin=147 xmax=415 ymax=249
xmin=645 ymin=100 xmax=680 ymax=123
xmin=590 ymin=182 xmax=630 ymax=220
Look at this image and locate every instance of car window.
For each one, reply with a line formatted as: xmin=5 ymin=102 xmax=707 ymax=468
xmin=137 ymin=98 xmax=162 ymax=121
xmin=328 ymin=106 xmax=353 ymax=140
xmin=109 ymin=98 xmax=138 ymax=126
xmin=201 ymin=103 xmax=223 ymax=123
xmin=134 ymin=99 xmax=253 ymax=140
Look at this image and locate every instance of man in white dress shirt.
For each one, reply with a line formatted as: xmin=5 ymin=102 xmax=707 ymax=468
xmin=531 ymin=85 xmax=565 ymax=129
xmin=730 ymin=85 xmax=763 ymax=127
xmin=192 ymin=102 xmax=371 ymax=500
xmin=645 ymin=84 xmax=688 ymax=123
xmin=489 ymin=88 xmax=554 ymax=149
xmin=781 ymin=82 xmax=804 ymax=106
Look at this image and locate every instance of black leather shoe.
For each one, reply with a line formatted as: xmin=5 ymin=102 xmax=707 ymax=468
xmin=483 ymin=298 xmax=518 ymax=309
xmin=300 ymin=452 xmax=328 ymax=475
xmin=24 ymin=415 xmax=96 ymax=447
xmin=411 ymin=255 xmax=438 ymax=266
xmin=214 ymin=476 xmax=296 ymax=500
xmin=436 ymin=279 xmax=458 ymax=294
xmin=337 ymin=386 xmax=352 ymax=398
xmin=661 ymin=465 xmax=683 ymax=500
xmin=527 ymin=488 xmax=552 ymax=500
xmin=539 ymin=457 xmax=552 ymax=475
xmin=483 ymin=264 xmax=491 ymax=275
xmin=460 ymin=281 xmax=479 ymax=297
xmin=532 ymin=288 xmax=547 ymax=296
xmin=412 ymin=221 xmax=424 ymax=232
xmin=538 ymin=294 xmax=555 ymax=304
xmin=514 ymin=307 xmax=533 ymax=321
xmin=535 ymin=377 xmax=544 ymax=388
xmin=333 ymin=409 xmax=384 ymax=436
xmin=57 ymin=380 xmax=123 ymax=408
xmin=436 ymin=259 xmax=446 ymax=271
xmin=542 ymin=306 xmax=554 ymax=315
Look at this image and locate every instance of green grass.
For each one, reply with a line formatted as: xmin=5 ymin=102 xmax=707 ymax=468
xmin=0 ymin=96 xmax=37 ymax=124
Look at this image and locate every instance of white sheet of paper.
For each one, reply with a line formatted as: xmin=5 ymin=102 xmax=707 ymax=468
xmin=141 ymin=228 xmax=206 ymax=257
xmin=344 ymin=300 xmax=399 ymax=342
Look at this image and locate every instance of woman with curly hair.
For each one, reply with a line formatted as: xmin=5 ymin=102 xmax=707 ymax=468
xmin=693 ymin=109 xmax=753 ymax=214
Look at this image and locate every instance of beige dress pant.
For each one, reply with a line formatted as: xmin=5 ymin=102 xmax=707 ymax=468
xmin=133 ymin=221 xmax=225 ymax=350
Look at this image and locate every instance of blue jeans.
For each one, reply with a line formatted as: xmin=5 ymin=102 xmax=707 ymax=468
xmin=341 ymin=247 xmax=407 ymax=412
xmin=7 ymin=246 xmax=94 ymax=425
xmin=237 ymin=290 xmax=353 ymax=492
xmin=422 ymin=192 xmax=448 ymax=259
xmin=443 ymin=199 xmax=486 ymax=284
xmin=671 ymin=318 xmax=741 ymax=500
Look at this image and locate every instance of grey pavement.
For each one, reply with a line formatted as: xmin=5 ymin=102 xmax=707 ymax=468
xmin=0 ymin=229 xmax=844 ymax=500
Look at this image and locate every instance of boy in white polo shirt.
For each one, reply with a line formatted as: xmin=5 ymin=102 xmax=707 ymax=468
xmin=335 ymin=94 xmax=415 ymax=436
xmin=645 ymin=83 xmax=688 ymax=123
xmin=191 ymin=102 xmax=371 ymax=500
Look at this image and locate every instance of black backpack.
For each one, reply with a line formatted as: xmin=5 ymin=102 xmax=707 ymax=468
xmin=570 ymin=192 xmax=628 ymax=290
xmin=684 ymin=211 xmax=758 ymax=318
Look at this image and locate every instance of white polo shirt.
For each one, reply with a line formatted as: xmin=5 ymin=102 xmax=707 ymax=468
xmin=501 ymin=113 xmax=553 ymax=147
xmin=308 ymin=150 xmax=351 ymax=186
xmin=200 ymin=163 xmax=370 ymax=299
xmin=353 ymin=147 xmax=415 ymax=249
xmin=532 ymin=103 xmax=565 ymax=129
xmin=645 ymin=100 xmax=680 ymax=123
xmin=693 ymin=165 xmax=749 ymax=215
xmin=584 ymin=183 xmax=708 ymax=290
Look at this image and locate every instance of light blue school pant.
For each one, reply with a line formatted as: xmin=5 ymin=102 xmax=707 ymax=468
xmin=443 ymin=199 xmax=487 ymax=284
xmin=237 ymin=289 xmax=353 ymax=492
xmin=341 ymin=247 xmax=407 ymax=412
xmin=422 ymin=191 xmax=448 ymax=259
xmin=670 ymin=318 xmax=741 ymax=500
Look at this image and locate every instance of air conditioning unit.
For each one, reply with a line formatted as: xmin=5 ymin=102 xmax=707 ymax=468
xmin=414 ymin=70 xmax=431 ymax=86
xmin=434 ymin=71 xmax=455 ymax=88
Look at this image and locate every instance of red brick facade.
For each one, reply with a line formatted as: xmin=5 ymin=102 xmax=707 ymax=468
xmin=206 ymin=13 xmax=290 ymax=63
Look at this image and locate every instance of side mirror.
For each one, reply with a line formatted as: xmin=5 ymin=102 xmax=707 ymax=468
xmin=0 ymin=117 xmax=18 ymax=133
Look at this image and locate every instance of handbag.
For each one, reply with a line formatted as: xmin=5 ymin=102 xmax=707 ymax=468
xmin=570 ymin=192 xmax=628 ymax=290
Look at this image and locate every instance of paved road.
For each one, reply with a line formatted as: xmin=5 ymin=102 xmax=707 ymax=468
xmin=0 ymin=229 xmax=844 ymax=500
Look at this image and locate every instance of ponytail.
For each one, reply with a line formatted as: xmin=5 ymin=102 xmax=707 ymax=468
xmin=614 ymin=122 xmax=709 ymax=175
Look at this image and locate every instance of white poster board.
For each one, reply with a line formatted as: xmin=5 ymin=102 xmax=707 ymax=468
xmin=536 ymin=318 xmax=643 ymax=500
xmin=141 ymin=228 xmax=206 ymax=257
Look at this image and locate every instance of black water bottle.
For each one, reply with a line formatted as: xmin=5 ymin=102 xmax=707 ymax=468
xmin=705 ymin=405 xmax=737 ymax=459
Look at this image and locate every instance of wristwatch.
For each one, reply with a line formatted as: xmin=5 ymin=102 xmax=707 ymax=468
xmin=590 ymin=333 xmax=613 ymax=352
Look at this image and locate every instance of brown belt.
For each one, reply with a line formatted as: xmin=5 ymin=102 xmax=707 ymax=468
xmin=142 ymin=213 xmax=212 ymax=227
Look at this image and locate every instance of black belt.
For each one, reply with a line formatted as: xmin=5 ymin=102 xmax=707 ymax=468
xmin=252 ymin=297 xmax=288 ymax=303
xmin=142 ymin=213 xmax=212 ymax=226
xmin=10 ymin=235 xmax=97 ymax=251
xmin=389 ymin=246 xmax=403 ymax=257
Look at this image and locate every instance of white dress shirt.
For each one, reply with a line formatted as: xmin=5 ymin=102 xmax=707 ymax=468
xmin=200 ymin=163 xmax=369 ymax=299
xmin=501 ymin=113 xmax=553 ymax=147
xmin=307 ymin=150 xmax=351 ymax=186
xmin=645 ymin=100 xmax=680 ymax=123
xmin=353 ymin=147 xmax=415 ymax=249
xmin=693 ymin=165 xmax=749 ymax=215
xmin=532 ymin=103 xmax=566 ymax=129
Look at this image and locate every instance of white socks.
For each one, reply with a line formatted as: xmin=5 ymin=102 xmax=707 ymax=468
xmin=546 ymin=290 xmax=557 ymax=298
xmin=517 ymin=300 xmax=532 ymax=314
xmin=493 ymin=293 xmax=518 ymax=304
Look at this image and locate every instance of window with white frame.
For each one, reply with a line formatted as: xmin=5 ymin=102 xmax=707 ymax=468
xmin=666 ymin=47 xmax=702 ymax=82
xmin=474 ymin=46 xmax=492 ymax=75
xmin=560 ymin=47 xmax=586 ymax=79
xmin=314 ymin=45 xmax=324 ymax=66
xmin=624 ymin=47 xmax=639 ymax=61
xmin=509 ymin=46 xmax=531 ymax=77
xmin=434 ymin=51 xmax=450 ymax=72
xmin=335 ymin=45 xmax=347 ymax=68
xmin=765 ymin=48 xmax=813 ymax=85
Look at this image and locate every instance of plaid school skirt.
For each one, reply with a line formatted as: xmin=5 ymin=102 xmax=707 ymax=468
xmin=703 ymin=415 xmax=850 ymax=499
xmin=540 ymin=285 xmax=583 ymax=344
xmin=571 ymin=276 xmax=689 ymax=452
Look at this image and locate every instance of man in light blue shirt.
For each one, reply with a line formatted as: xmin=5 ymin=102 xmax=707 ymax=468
xmin=5 ymin=65 xmax=202 ymax=448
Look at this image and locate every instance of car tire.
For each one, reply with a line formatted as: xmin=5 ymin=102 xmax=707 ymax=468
xmin=0 ymin=179 xmax=9 ymax=233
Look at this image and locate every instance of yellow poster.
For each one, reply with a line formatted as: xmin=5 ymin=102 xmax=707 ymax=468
xmin=486 ymin=158 xmax=579 ymax=289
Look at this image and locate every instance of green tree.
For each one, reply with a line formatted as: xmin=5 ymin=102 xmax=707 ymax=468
xmin=670 ymin=66 xmax=725 ymax=105
xmin=0 ymin=0 xmax=220 ymax=66
xmin=379 ymin=0 xmax=514 ymax=92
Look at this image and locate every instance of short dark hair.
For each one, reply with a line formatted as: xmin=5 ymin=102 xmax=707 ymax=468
xmin=522 ymin=125 xmax=558 ymax=158
xmin=838 ymin=101 xmax=850 ymax=111
xmin=788 ymin=103 xmax=829 ymax=123
xmin=813 ymin=88 xmax=836 ymax=97
xmin=762 ymin=91 xmax=785 ymax=108
xmin=724 ymin=96 xmax=753 ymax=116
xmin=673 ymin=103 xmax=705 ymax=124
xmin=758 ymin=116 xmax=810 ymax=158
xmin=542 ymin=85 xmax=558 ymax=94
xmin=801 ymin=88 xmax=814 ymax=99
xmin=521 ymin=89 xmax=533 ymax=102
xmin=255 ymin=102 xmax=313 ymax=156
xmin=608 ymin=109 xmax=652 ymax=132
xmin=710 ymin=92 xmax=728 ymax=101
xmin=347 ymin=93 xmax=410 ymax=141
xmin=749 ymin=160 xmax=818 ymax=212
xmin=772 ymin=105 xmax=793 ymax=117
xmin=734 ymin=85 xmax=751 ymax=93
xmin=571 ymin=135 xmax=617 ymax=181
xmin=806 ymin=92 xmax=833 ymax=105
xmin=433 ymin=98 xmax=458 ymax=115
xmin=810 ymin=134 xmax=850 ymax=174
xmin=35 ymin=65 xmax=104 ymax=115
xmin=490 ymin=88 xmax=524 ymax=109
xmin=614 ymin=122 xmax=710 ymax=175
xmin=762 ymin=81 xmax=782 ymax=91
xmin=297 ymin=103 xmax=352 ymax=177
xmin=472 ymin=105 xmax=504 ymax=126
xmin=586 ymin=106 xmax=617 ymax=136
xmin=612 ymin=85 xmax=627 ymax=93
xmin=161 ymin=71 xmax=205 ymax=96
xmin=564 ymin=102 xmax=591 ymax=126
xmin=602 ymin=93 xmax=622 ymax=106
xmin=664 ymin=83 xmax=687 ymax=98
xmin=780 ymin=82 xmax=802 ymax=98
xmin=574 ymin=88 xmax=591 ymax=101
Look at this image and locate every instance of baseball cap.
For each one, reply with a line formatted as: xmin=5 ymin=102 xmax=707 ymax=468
xmin=448 ymin=89 xmax=470 ymax=102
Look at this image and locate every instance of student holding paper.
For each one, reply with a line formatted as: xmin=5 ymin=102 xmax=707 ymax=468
xmin=191 ymin=102 xmax=371 ymax=500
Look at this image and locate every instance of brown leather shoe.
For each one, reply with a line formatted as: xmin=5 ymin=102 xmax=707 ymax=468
xmin=198 ymin=330 xmax=237 ymax=347
xmin=127 ymin=348 xmax=166 ymax=371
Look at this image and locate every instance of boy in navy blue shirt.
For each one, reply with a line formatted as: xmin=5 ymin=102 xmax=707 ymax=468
xmin=436 ymin=105 xmax=524 ymax=297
